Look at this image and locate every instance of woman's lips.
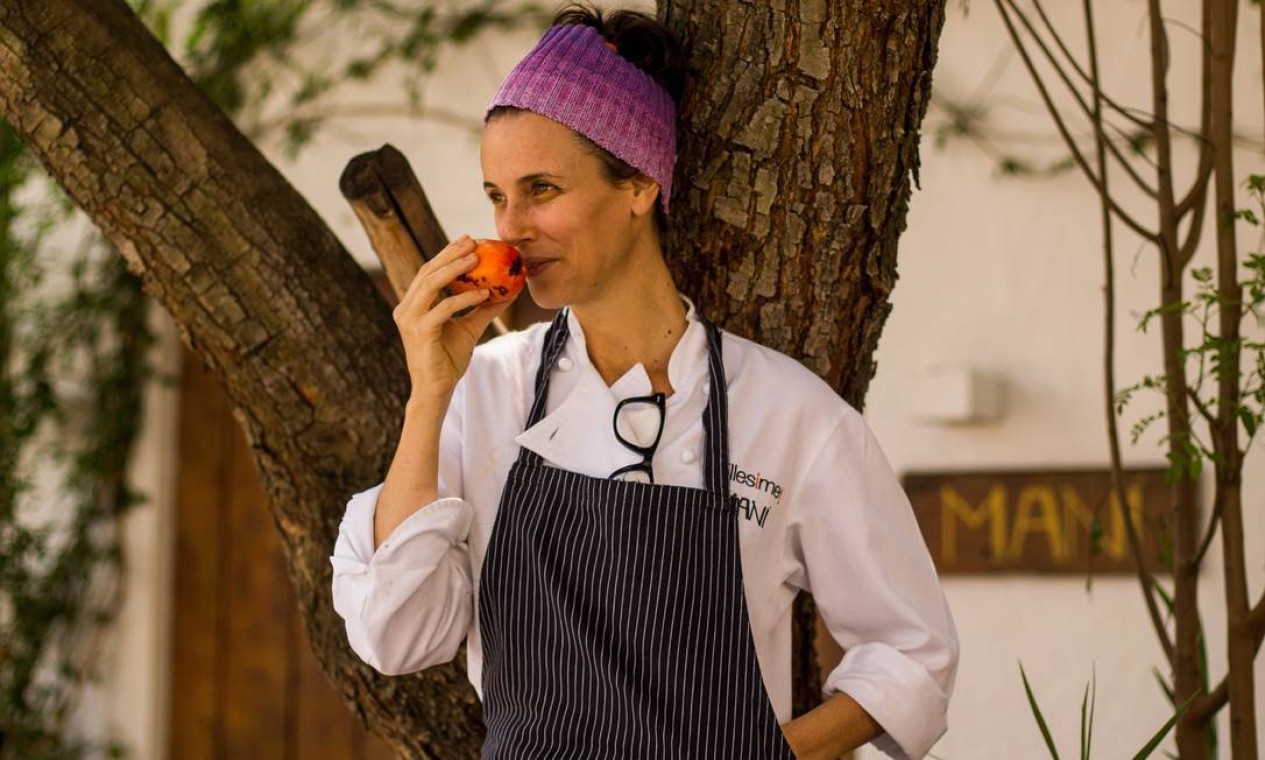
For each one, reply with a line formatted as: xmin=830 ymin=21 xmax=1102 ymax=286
xmin=525 ymin=259 xmax=556 ymax=276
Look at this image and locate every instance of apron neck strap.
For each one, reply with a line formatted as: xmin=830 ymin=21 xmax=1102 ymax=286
xmin=523 ymin=308 xmax=572 ymax=432
xmin=699 ymin=319 xmax=730 ymax=496
xmin=518 ymin=307 xmax=732 ymax=497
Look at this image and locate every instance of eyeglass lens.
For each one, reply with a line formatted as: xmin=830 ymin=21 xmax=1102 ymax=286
xmin=610 ymin=393 xmax=666 ymax=483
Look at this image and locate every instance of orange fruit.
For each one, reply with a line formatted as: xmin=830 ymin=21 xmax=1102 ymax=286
xmin=449 ymin=239 xmax=526 ymax=304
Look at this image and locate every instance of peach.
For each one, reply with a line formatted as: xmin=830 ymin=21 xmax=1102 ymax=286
xmin=448 ymin=239 xmax=526 ymax=304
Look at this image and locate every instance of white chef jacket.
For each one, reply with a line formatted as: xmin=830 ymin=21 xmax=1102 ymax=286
xmin=331 ymin=294 xmax=959 ymax=759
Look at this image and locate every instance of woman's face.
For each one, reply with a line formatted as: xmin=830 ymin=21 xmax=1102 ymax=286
xmin=480 ymin=111 xmax=658 ymax=311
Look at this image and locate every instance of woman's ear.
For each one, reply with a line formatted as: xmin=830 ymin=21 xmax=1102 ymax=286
xmin=628 ymin=174 xmax=660 ymax=219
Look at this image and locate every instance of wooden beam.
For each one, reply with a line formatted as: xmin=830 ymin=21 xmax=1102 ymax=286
xmin=340 ymin=145 xmax=508 ymax=336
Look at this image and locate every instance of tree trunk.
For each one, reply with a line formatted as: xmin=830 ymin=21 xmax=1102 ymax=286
xmin=0 ymin=0 xmax=947 ymax=755
xmin=661 ymin=0 xmax=947 ymax=715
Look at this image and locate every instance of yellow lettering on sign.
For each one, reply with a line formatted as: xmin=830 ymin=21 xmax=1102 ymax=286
xmin=1059 ymin=486 xmax=1106 ymax=562
xmin=1105 ymin=481 xmax=1146 ymax=558
xmin=940 ymin=485 xmax=1006 ymax=563
xmin=1010 ymin=486 xmax=1065 ymax=561
xmin=1058 ymin=483 xmax=1149 ymax=563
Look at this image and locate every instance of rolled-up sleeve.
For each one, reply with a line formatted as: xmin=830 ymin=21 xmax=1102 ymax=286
xmin=331 ymin=486 xmax=474 ymax=675
xmin=789 ymin=411 xmax=959 ymax=759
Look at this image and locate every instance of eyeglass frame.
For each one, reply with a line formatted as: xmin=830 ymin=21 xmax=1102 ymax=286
xmin=608 ymin=391 xmax=667 ymax=484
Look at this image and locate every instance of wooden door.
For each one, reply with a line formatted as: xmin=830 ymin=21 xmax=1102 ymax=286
xmin=168 ymin=340 xmax=396 ymax=760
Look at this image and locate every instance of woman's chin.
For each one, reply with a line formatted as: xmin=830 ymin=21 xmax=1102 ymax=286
xmin=525 ymin=281 xmax=567 ymax=311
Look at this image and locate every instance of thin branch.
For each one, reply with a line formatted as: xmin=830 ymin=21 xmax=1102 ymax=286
xmin=1177 ymin=173 xmax=1212 ymax=269
xmin=248 ymin=102 xmax=483 ymax=141
xmin=1191 ymin=589 xmax=1265 ymax=724
xmin=1146 ymin=0 xmax=1180 ymax=280
xmin=1101 ymin=119 xmax=1159 ymax=171
xmin=1029 ymin=0 xmax=1153 ymax=132
xmin=1186 ymin=387 xmax=1217 ymax=430
xmin=1004 ymin=0 xmax=1158 ymax=199
xmin=993 ymin=0 xmax=1159 ymax=243
xmin=1086 ymin=0 xmax=1174 ymax=664
xmin=1248 ymin=591 xmax=1265 ymax=646
xmin=1176 ymin=1 xmax=1214 ymax=271
xmin=1191 ymin=458 xmax=1223 ymax=568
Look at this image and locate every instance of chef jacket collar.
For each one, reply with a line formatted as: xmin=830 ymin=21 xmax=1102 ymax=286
xmin=514 ymin=293 xmax=711 ymax=474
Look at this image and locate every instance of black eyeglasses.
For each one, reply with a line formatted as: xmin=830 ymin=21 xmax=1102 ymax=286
xmin=609 ymin=392 xmax=666 ymax=484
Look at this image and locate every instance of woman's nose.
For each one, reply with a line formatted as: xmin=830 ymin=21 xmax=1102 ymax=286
xmin=496 ymin=199 xmax=534 ymax=246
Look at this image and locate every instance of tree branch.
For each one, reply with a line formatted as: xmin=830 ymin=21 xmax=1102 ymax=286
xmin=1086 ymin=0 xmax=1173 ymax=665
xmin=1146 ymin=0 xmax=1180 ymax=280
xmin=1191 ymin=470 xmax=1221 ymax=569
xmin=1005 ymin=0 xmax=1158 ymax=199
xmin=1030 ymin=0 xmax=1153 ymax=132
xmin=1176 ymin=1 xmax=1214 ymax=270
xmin=993 ymin=0 xmax=1158 ymax=243
xmin=1191 ymin=591 xmax=1265 ymax=724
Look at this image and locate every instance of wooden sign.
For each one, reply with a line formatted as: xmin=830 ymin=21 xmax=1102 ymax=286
xmin=902 ymin=468 xmax=1177 ymax=574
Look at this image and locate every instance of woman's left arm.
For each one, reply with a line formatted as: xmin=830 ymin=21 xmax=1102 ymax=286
xmin=780 ymin=692 xmax=882 ymax=759
xmin=782 ymin=410 xmax=960 ymax=760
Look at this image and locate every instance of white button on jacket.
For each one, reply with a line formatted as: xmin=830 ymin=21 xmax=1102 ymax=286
xmin=331 ymin=295 xmax=960 ymax=759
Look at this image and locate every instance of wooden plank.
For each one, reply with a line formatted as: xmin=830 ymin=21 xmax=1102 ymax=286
xmin=339 ymin=144 xmax=508 ymax=335
xmin=363 ymin=731 xmax=399 ymax=760
xmin=221 ymin=410 xmax=292 ymax=758
xmin=377 ymin=144 xmax=450 ymax=264
xmin=167 ymin=353 xmax=230 ymax=760
xmin=904 ymin=467 xmax=1174 ymax=574
xmin=294 ymin=601 xmax=360 ymax=759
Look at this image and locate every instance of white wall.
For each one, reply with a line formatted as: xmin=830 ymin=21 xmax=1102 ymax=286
xmin=864 ymin=2 xmax=1265 ymax=758
xmin=82 ymin=0 xmax=1263 ymax=758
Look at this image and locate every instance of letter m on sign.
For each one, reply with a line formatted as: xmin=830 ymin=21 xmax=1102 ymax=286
xmin=939 ymin=485 xmax=1006 ymax=566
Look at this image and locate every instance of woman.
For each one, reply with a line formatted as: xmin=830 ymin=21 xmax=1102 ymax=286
xmin=331 ymin=6 xmax=958 ymax=759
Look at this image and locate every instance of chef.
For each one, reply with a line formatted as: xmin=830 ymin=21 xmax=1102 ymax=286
xmin=331 ymin=7 xmax=959 ymax=759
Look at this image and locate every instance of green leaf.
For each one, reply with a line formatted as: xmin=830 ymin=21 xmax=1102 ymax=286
xmin=1238 ymin=405 xmax=1258 ymax=438
xmin=1020 ymin=663 xmax=1062 ymax=760
xmin=1131 ymin=692 xmax=1196 ymax=760
xmin=1153 ymin=582 xmax=1174 ymax=616
xmin=1152 ymin=667 xmax=1174 ymax=705
xmin=1233 ymin=208 xmax=1260 ymax=225
xmin=1079 ymin=667 xmax=1096 ymax=760
xmin=999 ymin=157 xmax=1031 ymax=175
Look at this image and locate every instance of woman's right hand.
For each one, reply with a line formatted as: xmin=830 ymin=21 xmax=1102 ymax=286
xmin=392 ymin=234 xmax=516 ymax=400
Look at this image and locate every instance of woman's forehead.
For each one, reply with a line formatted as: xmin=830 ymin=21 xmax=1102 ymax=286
xmin=481 ymin=111 xmax=591 ymax=182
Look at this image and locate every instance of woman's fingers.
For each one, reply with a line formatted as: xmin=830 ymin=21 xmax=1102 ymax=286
xmin=421 ymin=288 xmax=491 ymax=328
xmin=395 ymin=235 xmax=477 ymax=317
xmin=454 ymin=294 xmax=516 ymax=337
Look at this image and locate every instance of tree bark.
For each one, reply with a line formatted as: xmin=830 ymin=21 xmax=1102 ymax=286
xmin=661 ymin=0 xmax=947 ymax=716
xmin=0 ymin=0 xmax=947 ymax=755
xmin=1206 ymin=0 xmax=1258 ymax=756
xmin=664 ymin=0 xmax=945 ymax=405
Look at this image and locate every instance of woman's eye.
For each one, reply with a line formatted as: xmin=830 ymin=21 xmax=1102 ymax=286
xmin=486 ymin=193 xmax=504 ymax=204
xmin=532 ymin=182 xmax=555 ymax=195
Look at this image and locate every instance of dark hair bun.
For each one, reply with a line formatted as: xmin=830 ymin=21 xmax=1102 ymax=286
xmin=551 ymin=3 xmax=686 ymax=106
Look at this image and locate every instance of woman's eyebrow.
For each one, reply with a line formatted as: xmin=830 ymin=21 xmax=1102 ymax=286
xmin=482 ymin=172 xmax=563 ymax=190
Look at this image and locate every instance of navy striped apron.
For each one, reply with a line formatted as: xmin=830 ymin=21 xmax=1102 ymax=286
xmin=478 ymin=309 xmax=796 ymax=759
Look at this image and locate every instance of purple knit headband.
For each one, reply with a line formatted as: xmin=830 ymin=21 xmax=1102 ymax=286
xmin=484 ymin=23 xmax=678 ymax=214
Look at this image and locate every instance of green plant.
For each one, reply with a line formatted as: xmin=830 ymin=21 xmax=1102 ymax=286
xmin=1020 ymin=663 xmax=1194 ymax=759
xmin=0 ymin=119 xmax=153 ymax=759
xmin=991 ymin=0 xmax=1265 ymax=753
xmin=1117 ymin=175 xmax=1265 ymax=483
